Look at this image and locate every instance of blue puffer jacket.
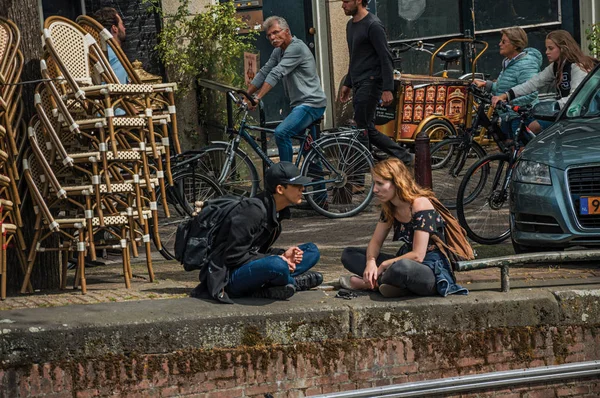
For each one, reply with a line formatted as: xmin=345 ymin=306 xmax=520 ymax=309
xmin=484 ymin=47 xmax=543 ymax=116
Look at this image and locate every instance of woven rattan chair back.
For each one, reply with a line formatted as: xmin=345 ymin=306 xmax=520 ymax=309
xmin=0 ymin=19 xmax=12 ymax=84
xmin=76 ymin=15 xmax=141 ymax=84
xmin=0 ymin=17 xmax=20 ymax=78
xmin=44 ymin=16 xmax=93 ymax=91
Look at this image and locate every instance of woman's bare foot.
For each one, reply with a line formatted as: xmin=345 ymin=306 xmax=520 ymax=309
xmin=350 ymin=275 xmax=376 ymax=290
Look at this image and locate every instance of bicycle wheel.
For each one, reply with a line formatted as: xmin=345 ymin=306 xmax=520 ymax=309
xmin=431 ymin=139 xmax=486 ymax=209
xmin=456 ymin=153 xmax=512 ymax=245
xmin=419 ymin=118 xmax=456 ymax=143
xmin=153 ymin=172 xmax=223 ymax=260
xmin=194 ymin=143 xmax=260 ymax=197
xmin=431 ymin=137 xmax=458 ymax=170
xmin=301 ymin=136 xmax=374 ymax=218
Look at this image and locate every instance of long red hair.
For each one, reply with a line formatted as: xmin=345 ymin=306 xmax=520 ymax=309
xmin=371 ymin=158 xmax=436 ymax=227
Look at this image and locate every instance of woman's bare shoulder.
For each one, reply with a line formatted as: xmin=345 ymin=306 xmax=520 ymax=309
xmin=412 ymin=197 xmax=434 ymax=212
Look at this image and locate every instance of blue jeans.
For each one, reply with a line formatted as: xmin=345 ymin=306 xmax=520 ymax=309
xmin=501 ymin=116 xmax=552 ymax=139
xmin=275 ymin=105 xmax=325 ymax=162
xmin=226 ymin=242 xmax=320 ymax=297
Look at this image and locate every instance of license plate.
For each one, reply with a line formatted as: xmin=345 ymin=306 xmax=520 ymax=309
xmin=580 ymin=197 xmax=600 ymax=215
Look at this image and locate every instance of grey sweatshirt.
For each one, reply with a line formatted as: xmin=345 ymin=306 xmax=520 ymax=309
xmin=507 ymin=62 xmax=588 ymax=108
xmin=251 ymin=37 xmax=327 ymax=108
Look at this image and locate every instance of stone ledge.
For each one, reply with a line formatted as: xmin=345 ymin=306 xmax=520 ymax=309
xmin=1 ymin=286 xmax=599 ymax=368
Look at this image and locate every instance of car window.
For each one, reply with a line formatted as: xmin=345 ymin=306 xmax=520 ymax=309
xmin=565 ymin=68 xmax=600 ymax=118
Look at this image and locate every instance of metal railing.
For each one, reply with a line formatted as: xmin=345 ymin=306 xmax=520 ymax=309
xmin=456 ymin=249 xmax=600 ymax=292
xmin=314 ymin=360 xmax=600 ymax=397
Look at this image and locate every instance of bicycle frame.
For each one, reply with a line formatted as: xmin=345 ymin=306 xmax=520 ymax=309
xmin=484 ymin=109 xmax=532 ymax=206
xmin=220 ymin=107 xmax=358 ymax=194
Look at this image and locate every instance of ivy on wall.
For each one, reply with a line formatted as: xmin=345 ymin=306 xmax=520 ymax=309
xmin=146 ymin=0 xmax=257 ymax=137
xmin=586 ymin=23 xmax=600 ymax=58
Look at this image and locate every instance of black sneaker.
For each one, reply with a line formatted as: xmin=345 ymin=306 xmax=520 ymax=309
xmin=252 ymin=284 xmax=296 ymax=300
xmin=190 ymin=283 xmax=204 ymax=299
xmin=294 ymin=271 xmax=323 ymax=291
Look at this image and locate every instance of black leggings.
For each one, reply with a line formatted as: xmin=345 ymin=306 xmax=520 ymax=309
xmin=341 ymin=247 xmax=436 ymax=296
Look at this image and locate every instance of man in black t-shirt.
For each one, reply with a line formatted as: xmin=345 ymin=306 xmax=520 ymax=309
xmin=339 ymin=0 xmax=414 ymax=166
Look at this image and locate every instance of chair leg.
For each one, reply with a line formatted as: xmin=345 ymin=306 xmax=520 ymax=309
xmin=59 ymin=248 xmax=68 ymax=290
xmin=1 ymin=229 xmax=6 ymax=300
xmin=144 ymin=96 xmax=159 ymax=159
xmin=14 ymin=237 xmax=33 ymax=293
xmin=127 ymin=195 xmax=140 ymax=258
xmin=97 ymin=125 xmax=113 ymax=193
xmin=156 ymin=156 xmax=170 ymax=218
xmin=21 ymin=229 xmax=42 ymax=294
xmin=160 ymin=121 xmax=174 ymax=186
xmin=77 ymin=228 xmax=87 ymax=294
xmin=142 ymin=220 xmax=155 ymax=282
xmin=85 ymin=196 xmax=97 ymax=262
xmin=121 ymin=227 xmax=131 ymax=289
xmin=167 ymin=91 xmax=181 ymax=154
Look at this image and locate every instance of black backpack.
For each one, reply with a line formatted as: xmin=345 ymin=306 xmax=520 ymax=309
xmin=174 ymin=195 xmax=244 ymax=271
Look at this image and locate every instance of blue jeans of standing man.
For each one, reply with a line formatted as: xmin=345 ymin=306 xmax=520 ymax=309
xmin=226 ymin=242 xmax=320 ymax=297
xmin=275 ymin=105 xmax=326 ymax=162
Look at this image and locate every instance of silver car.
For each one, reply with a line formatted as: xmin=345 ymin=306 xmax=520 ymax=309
xmin=510 ymin=65 xmax=600 ymax=253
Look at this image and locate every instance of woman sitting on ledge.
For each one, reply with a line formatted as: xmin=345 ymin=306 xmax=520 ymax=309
xmin=339 ymin=158 xmax=469 ymax=298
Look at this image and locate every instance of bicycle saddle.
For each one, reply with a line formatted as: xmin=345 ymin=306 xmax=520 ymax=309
xmin=309 ymin=116 xmax=325 ymax=127
xmin=436 ymin=49 xmax=462 ymax=63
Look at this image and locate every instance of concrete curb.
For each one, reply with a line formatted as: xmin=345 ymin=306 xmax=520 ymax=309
xmin=2 ymin=286 xmax=600 ymax=368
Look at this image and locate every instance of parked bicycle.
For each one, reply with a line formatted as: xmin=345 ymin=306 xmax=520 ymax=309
xmin=455 ymin=102 xmax=536 ymax=245
xmin=391 ymin=39 xmax=488 ymax=80
xmin=431 ymin=84 xmax=513 ymax=209
xmin=193 ymin=90 xmax=375 ymax=219
xmin=152 ymin=154 xmax=224 ymax=260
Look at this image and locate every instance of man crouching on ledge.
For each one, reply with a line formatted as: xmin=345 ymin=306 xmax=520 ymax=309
xmin=190 ymin=162 xmax=323 ymax=303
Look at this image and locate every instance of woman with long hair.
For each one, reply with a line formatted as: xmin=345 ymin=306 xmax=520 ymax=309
xmin=339 ymin=159 xmax=469 ymax=298
xmin=493 ymin=30 xmax=598 ymax=132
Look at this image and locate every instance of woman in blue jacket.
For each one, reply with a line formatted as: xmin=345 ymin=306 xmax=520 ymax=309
xmin=493 ymin=30 xmax=598 ymax=133
xmin=475 ymin=27 xmax=542 ymax=136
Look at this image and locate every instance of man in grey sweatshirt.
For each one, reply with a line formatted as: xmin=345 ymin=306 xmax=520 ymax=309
xmin=247 ymin=16 xmax=327 ymax=163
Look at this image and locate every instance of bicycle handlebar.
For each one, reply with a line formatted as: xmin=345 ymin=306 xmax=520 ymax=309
xmin=495 ymin=101 xmax=532 ymax=115
xmin=468 ymin=84 xmax=532 ymax=115
xmin=227 ymin=89 xmax=257 ymax=106
xmin=394 ymin=40 xmax=435 ymax=54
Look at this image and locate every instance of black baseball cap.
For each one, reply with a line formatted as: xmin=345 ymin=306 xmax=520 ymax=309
xmin=265 ymin=162 xmax=312 ymax=191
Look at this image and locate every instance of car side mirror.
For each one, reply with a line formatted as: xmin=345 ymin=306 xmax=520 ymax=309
xmin=532 ymin=100 xmax=560 ymax=121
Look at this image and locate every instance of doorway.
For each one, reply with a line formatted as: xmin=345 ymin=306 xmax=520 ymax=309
xmin=251 ymin=0 xmax=316 ymax=125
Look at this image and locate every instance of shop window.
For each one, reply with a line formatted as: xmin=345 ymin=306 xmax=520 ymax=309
xmin=375 ymin=0 xmax=461 ymax=40
xmin=474 ymin=0 xmax=560 ymax=31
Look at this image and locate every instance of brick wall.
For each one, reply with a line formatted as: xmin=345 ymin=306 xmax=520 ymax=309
xmin=84 ymin=0 xmax=163 ymax=76
xmin=2 ymin=324 xmax=599 ymax=397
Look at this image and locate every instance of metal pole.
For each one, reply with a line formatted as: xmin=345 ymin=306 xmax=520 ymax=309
xmin=500 ymin=265 xmax=509 ymax=292
xmin=414 ymin=130 xmax=432 ymax=188
xmin=226 ymin=95 xmax=234 ymax=130
xmin=458 ymin=249 xmax=600 ymax=270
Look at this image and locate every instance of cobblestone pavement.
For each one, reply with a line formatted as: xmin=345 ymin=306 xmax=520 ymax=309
xmin=2 ymin=207 xmax=599 ymax=311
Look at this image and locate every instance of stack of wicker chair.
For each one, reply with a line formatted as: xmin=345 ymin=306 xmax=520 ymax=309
xmin=20 ymin=16 xmax=179 ymax=294
xmin=0 ymin=17 xmax=29 ymax=300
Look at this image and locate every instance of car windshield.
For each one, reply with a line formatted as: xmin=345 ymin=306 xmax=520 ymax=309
xmin=564 ymin=65 xmax=600 ymax=119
